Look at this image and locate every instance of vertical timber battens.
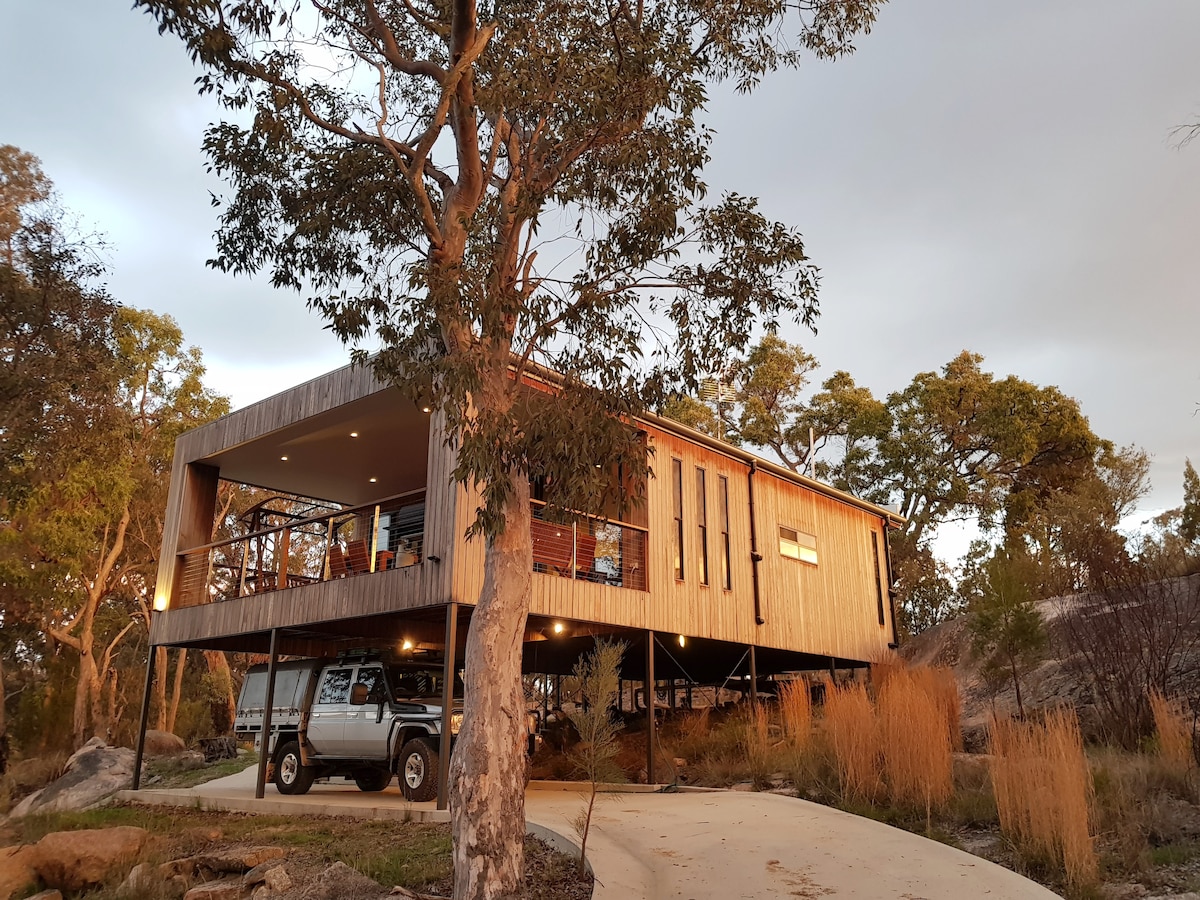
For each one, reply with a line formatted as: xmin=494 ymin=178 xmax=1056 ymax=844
xmin=131 ymin=646 xmax=157 ymax=791
xmin=437 ymin=603 xmax=458 ymax=811
xmin=255 ymin=628 xmax=279 ymax=801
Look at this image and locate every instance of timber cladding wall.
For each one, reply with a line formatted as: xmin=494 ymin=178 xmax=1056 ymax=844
xmin=450 ymin=420 xmax=893 ymax=664
xmin=637 ymin=428 xmax=893 ymax=663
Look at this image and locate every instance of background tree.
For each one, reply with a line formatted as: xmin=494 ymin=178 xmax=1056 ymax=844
xmin=961 ymin=546 xmax=1046 ymax=717
xmin=0 ymin=145 xmax=50 ymax=267
xmin=1 ymin=306 xmax=227 ymax=745
xmin=135 ymin=2 xmax=886 ymax=896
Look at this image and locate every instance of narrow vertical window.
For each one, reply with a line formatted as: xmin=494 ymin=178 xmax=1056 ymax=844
xmin=872 ymin=532 xmax=885 ymax=626
xmin=696 ymin=467 xmax=709 ymax=586
xmin=671 ymin=458 xmax=684 ymax=581
xmin=718 ymin=475 xmax=731 ymax=590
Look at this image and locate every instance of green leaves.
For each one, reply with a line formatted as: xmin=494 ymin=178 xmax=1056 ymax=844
xmin=135 ymin=0 xmax=885 ymax=536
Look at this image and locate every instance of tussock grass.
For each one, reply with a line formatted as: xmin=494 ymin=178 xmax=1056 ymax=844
xmin=823 ymin=682 xmax=880 ymax=802
xmin=909 ymin=665 xmax=963 ymax=752
xmin=989 ymin=709 xmax=1097 ymax=890
xmin=877 ymin=670 xmax=953 ymax=823
xmin=1148 ymin=690 xmax=1196 ymax=774
xmin=778 ymin=680 xmax=813 ymax=751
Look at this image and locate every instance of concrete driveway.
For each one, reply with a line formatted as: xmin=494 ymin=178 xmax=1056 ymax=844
xmin=121 ymin=770 xmax=1060 ymax=899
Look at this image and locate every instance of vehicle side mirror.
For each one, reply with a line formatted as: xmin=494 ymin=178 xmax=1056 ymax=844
xmin=349 ymin=683 xmax=369 ymax=705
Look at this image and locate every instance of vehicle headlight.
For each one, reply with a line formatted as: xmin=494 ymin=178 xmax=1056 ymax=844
xmin=450 ymin=712 xmax=464 ymax=735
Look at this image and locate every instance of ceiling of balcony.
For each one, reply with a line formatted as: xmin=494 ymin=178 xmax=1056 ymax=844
xmin=203 ymin=388 xmax=432 ymax=506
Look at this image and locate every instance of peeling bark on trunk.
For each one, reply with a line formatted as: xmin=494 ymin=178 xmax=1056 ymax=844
xmin=154 ymin=646 xmax=168 ymax=731
xmin=167 ymin=648 xmax=187 ymax=735
xmin=203 ymin=650 xmax=236 ymax=734
xmin=449 ymin=471 xmax=532 ymax=900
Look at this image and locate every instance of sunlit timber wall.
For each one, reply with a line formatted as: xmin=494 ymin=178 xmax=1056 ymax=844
xmin=452 ymin=416 xmax=900 ymax=664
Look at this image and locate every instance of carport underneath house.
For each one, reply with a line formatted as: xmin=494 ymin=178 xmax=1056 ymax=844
xmin=131 ymin=601 xmax=868 ymax=810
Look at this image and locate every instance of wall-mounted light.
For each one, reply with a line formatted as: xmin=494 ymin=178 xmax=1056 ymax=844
xmin=369 ymin=477 xmax=378 ymax=483
xmin=552 ymin=622 xmax=565 ymax=635
xmin=421 ymin=406 xmax=432 ymax=414
xmin=153 ymin=594 xmax=168 ymax=612
xmin=401 ymin=639 xmax=414 ymax=651
xmin=350 ymin=431 xmax=359 ymax=438
xmin=677 ymin=634 xmax=687 ymax=648
xmin=280 ymin=455 xmax=288 ymax=461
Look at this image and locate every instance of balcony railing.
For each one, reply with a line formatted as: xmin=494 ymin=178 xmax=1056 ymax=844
xmin=169 ymin=490 xmax=648 ymax=610
xmin=173 ymin=491 xmax=426 ymax=609
xmin=531 ymin=500 xmax=647 ymax=592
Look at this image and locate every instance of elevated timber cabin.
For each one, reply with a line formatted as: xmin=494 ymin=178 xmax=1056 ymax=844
xmin=135 ymin=361 xmax=903 ymax=806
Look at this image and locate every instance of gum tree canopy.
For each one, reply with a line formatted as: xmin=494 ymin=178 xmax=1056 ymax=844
xmin=134 ymin=1 xmax=884 ymax=896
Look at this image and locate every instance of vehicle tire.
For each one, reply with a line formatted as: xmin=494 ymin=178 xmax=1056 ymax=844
xmin=397 ymin=738 xmax=439 ymax=803
xmin=274 ymin=740 xmax=316 ymax=795
xmin=353 ymin=767 xmax=392 ymax=792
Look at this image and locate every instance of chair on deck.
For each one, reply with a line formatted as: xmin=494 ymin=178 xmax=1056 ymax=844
xmin=531 ymin=519 xmax=573 ymax=575
xmin=326 ymin=545 xmax=351 ymax=579
xmin=345 ymin=539 xmax=372 ymax=575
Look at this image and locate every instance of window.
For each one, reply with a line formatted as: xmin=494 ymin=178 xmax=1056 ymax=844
xmin=318 ymin=668 xmax=353 ymax=704
xmin=779 ymin=526 xmax=817 ymax=565
xmin=872 ymin=532 xmax=886 ymax=626
xmin=718 ymin=475 xmax=731 ymax=590
xmin=356 ymin=666 xmax=386 ymax=701
xmin=671 ymin=459 xmax=684 ymax=581
xmin=696 ymin=467 xmax=709 ymax=585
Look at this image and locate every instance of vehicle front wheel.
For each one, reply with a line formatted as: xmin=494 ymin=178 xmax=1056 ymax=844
xmin=274 ymin=740 xmax=316 ymax=795
xmin=397 ymin=738 xmax=439 ymax=803
xmin=353 ymin=767 xmax=392 ymax=792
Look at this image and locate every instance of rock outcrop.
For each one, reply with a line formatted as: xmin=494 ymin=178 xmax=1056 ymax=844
xmin=8 ymin=739 xmax=135 ymax=819
xmin=30 ymin=826 xmax=149 ymax=892
xmin=143 ymin=730 xmax=188 ymax=756
xmin=0 ymin=845 xmax=38 ymax=900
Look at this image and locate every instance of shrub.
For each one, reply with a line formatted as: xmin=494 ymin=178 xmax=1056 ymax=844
xmin=989 ymin=709 xmax=1097 ymax=889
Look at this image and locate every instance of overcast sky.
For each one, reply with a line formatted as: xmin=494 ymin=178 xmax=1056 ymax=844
xmin=3 ymin=1 xmax=1198 ymax=536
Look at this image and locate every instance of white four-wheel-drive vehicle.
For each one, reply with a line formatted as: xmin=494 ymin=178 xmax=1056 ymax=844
xmin=235 ymin=652 xmax=476 ymax=801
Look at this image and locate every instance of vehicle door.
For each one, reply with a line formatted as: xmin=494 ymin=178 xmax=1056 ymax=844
xmin=306 ymin=666 xmax=353 ymax=756
xmin=342 ymin=664 xmax=390 ymax=759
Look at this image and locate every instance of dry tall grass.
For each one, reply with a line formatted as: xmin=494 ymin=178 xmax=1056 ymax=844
xmin=778 ymin=680 xmax=813 ymax=750
xmin=1148 ymin=689 xmax=1196 ymax=773
xmin=742 ymin=701 xmax=772 ymax=778
xmin=909 ymin=666 xmax=963 ymax=752
xmin=877 ymin=670 xmax=953 ymax=822
xmin=823 ymin=682 xmax=879 ymax=801
xmin=989 ymin=709 xmax=1097 ymax=889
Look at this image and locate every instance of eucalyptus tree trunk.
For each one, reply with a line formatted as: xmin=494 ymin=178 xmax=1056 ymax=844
xmin=448 ymin=469 xmax=533 ymax=900
xmin=167 ymin=648 xmax=188 ymax=734
xmin=203 ymin=650 xmax=237 ymax=733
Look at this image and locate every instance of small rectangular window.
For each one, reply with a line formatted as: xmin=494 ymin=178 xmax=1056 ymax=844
xmin=696 ymin=467 xmax=709 ymax=586
xmin=671 ymin=459 xmax=684 ymax=581
xmin=779 ymin=526 xmax=817 ymax=565
xmin=718 ymin=475 xmax=731 ymax=590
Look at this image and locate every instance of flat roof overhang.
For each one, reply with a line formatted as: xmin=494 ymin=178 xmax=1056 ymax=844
xmin=200 ymin=388 xmax=432 ymax=506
